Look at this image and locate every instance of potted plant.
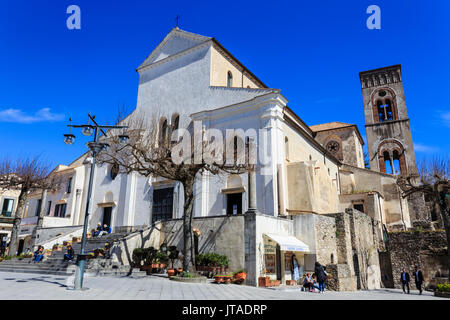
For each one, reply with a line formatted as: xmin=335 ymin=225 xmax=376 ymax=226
xmin=132 ymin=248 xmax=144 ymax=268
xmin=195 ymin=253 xmax=204 ymax=271
xmin=214 ymin=275 xmax=224 ymax=283
xmin=233 ymin=269 xmax=247 ymax=284
xmin=435 ymin=283 xmax=450 ymax=298
xmin=223 ymin=275 xmax=233 ymax=284
xmin=144 ymin=247 xmax=157 ymax=272
xmin=167 ymin=246 xmax=179 ymax=277
xmin=156 ymin=251 xmax=169 ymax=269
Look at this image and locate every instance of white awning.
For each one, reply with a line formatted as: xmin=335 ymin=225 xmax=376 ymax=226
xmin=265 ymin=233 xmax=310 ymax=252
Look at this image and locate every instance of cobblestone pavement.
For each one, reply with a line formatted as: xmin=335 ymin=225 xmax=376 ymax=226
xmin=0 ymin=272 xmax=444 ymax=300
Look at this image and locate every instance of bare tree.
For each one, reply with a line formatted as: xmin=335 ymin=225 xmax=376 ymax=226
xmin=98 ymin=112 xmax=252 ymax=272
xmin=397 ymin=157 xmax=450 ymax=280
xmin=0 ymin=157 xmax=57 ymax=256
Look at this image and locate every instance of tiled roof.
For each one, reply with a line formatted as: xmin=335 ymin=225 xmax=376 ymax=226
xmin=309 ymin=122 xmax=354 ymax=132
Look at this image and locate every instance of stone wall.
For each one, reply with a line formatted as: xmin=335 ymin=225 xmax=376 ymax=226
xmin=388 ymin=230 xmax=448 ymax=289
xmin=328 ymin=209 xmax=381 ymax=290
xmin=313 ymin=215 xmax=338 ymax=266
xmin=159 ymin=215 xmax=245 ymax=271
xmin=111 ymin=215 xmax=245 ymax=271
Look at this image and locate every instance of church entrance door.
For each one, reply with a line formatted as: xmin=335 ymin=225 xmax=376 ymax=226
xmin=102 ymin=207 xmax=112 ymax=227
xmin=226 ymin=193 xmax=242 ymax=215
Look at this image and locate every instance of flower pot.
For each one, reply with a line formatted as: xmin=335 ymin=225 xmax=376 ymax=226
xmin=224 ymin=276 xmax=232 ymax=284
xmin=177 ymin=268 xmax=183 ymax=273
xmin=214 ymin=276 xmax=224 ymax=284
xmin=258 ymin=276 xmax=270 ymax=287
xmin=286 ymin=280 xmax=296 ymax=286
xmin=234 ymin=272 xmax=247 ymax=284
xmin=167 ymin=268 xmax=176 ymax=277
xmin=270 ymin=280 xmax=280 ymax=287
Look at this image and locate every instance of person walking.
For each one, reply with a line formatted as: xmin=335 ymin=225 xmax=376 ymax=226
xmin=413 ymin=266 xmax=424 ymax=295
xmin=400 ymin=268 xmax=410 ymax=294
xmin=291 ymin=255 xmax=300 ymax=284
xmin=314 ymin=261 xmax=327 ymax=293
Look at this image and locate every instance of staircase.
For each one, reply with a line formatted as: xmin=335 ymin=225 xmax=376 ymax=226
xmin=0 ymin=232 xmax=146 ymax=277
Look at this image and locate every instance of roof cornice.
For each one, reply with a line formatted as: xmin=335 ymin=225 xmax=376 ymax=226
xmin=137 ymin=40 xmax=211 ymax=74
xmin=137 ymin=28 xmax=212 ymax=71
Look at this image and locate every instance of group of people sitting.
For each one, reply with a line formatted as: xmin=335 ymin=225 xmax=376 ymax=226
xmin=33 ymin=244 xmax=74 ymax=263
xmin=30 ymin=222 xmax=110 ymax=264
xmin=301 ymin=262 xmax=328 ymax=293
xmin=92 ymin=223 xmax=112 ymax=237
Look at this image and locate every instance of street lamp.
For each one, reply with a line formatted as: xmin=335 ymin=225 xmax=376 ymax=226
xmin=64 ymin=113 xmax=127 ymax=290
xmin=64 ymin=134 xmax=75 ymax=145
xmin=82 ymin=126 xmax=93 ymax=137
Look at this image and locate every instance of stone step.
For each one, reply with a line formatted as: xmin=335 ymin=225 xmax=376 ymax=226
xmin=0 ymin=265 xmax=134 ymax=277
xmin=0 ymin=265 xmax=74 ymax=273
xmin=0 ymin=268 xmax=75 ymax=276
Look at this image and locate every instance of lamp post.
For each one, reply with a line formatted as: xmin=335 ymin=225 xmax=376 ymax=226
xmin=64 ymin=113 xmax=128 ymax=290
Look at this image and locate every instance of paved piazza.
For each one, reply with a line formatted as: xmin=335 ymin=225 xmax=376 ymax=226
xmin=0 ymin=271 xmax=445 ymax=300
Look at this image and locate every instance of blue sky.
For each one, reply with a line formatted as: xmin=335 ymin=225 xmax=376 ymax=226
xmin=0 ymin=0 xmax=449 ymax=167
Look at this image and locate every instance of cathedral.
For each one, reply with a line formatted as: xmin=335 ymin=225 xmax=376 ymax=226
xmin=12 ymin=27 xmax=435 ymax=288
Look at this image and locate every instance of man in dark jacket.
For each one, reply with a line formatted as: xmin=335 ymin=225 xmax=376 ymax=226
xmin=413 ymin=266 xmax=424 ymax=294
xmin=400 ymin=268 xmax=410 ymax=294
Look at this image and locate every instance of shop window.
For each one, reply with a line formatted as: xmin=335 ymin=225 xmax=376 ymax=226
xmin=264 ymin=254 xmax=276 ymax=274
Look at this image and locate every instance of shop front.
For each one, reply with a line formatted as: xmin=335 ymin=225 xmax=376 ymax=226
xmin=263 ymin=234 xmax=310 ymax=284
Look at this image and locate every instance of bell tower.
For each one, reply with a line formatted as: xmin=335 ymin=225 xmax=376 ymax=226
xmin=359 ymin=65 xmax=417 ymax=176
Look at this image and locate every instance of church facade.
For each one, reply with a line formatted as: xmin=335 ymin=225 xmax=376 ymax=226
xmin=17 ymin=28 xmax=429 ymax=289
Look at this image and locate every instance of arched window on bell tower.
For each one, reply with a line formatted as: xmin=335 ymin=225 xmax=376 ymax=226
xmin=385 ymin=99 xmax=393 ymax=120
xmin=383 ymin=151 xmax=393 ymax=174
xmin=372 ymin=89 xmax=398 ymax=123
